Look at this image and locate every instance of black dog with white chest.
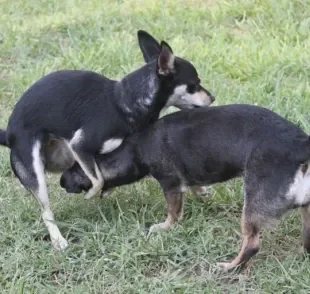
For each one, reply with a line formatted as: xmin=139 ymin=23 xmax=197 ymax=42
xmin=61 ymin=104 xmax=310 ymax=270
xmin=0 ymin=30 xmax=214 ymax=250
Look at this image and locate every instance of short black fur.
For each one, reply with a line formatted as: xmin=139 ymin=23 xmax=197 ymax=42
xmin=0 ymin=30 xmax=214 ymax=250
xmin=61 ymin=104 xmax=310 ymax=269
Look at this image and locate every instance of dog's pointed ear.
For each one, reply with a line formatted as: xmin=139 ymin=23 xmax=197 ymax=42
xmin=157 ymin=41 xmax=175 ymax=75
xmin=137 ymin=30 xmax=161 ymax=63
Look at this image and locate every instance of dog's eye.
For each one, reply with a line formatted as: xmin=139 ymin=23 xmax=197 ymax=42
xmin=187 ymin=84 xmax=199 ymax=94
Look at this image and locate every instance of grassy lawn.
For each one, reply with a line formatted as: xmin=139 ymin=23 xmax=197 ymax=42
xmin=1 ymin=0 xmax=310 ymax=292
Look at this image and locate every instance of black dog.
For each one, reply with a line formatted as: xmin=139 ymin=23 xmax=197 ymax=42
xmin=61 ymin=104 xmax=310 ymax=270
xmin=0 ymin=30 xmax=214 ymax=250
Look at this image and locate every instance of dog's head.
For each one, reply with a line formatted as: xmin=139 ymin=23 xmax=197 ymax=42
xmin=137 ymin=30 xmax=215 ymax=110
xmin=60 ymin=162 xmax=92 ymax=194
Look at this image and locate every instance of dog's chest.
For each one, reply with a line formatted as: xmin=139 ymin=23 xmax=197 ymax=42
xmin=287 ymin=168 xmax=310 ymax=206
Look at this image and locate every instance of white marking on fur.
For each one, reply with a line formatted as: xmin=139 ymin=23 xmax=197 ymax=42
xmin=67 ymin=128 xmax=104 ymax=200
xmin=125 ymin=106 xmax=132 ymax=113
xmin=180 ymin=184 xmax=188 ymax=193
xmin=83 ymin=163 xmax=103 ymax=200
xmin=32 ymin=141 xmax=47 ymax=200
xmin=174 ymin=85 xmax=187 ymax=97
xmin=15 ymin=161 xmax=28 ymax=183
xmin=70 ymin=129 xmax=83 ymax=146
xmin=100 ymin=138 xmax=123 ymax=154
xmin=146 ymin=76 xmax=156 ymax=103
xmin=145 ymin=97 xmax=152 ymax=105
xmin=32 ymin=140 xmax=68 ymax=250
xmin=166 ymin=85 xmax=213 ymax=109
xmin=287 ymin=165 xmax=310 ymax=205
xmin=138 ymin=76 xmax=157 ymax=107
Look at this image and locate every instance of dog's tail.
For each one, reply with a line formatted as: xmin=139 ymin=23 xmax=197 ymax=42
xmin=0 ymin=129 xmax=8 ymax=147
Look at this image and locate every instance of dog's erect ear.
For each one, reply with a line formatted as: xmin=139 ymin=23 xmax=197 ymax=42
xmin=158 ymin=41 xmax=175 ymax=75
xmin=137 ymin=30 xmax=161 ymax=63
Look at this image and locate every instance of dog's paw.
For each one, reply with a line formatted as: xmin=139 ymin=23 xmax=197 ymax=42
xmin=100 ymin=189 xmax=113 ymax=199
xmin=52 ymin=237 xmax=69 ymax=251
xmin=191 ymin=186 xmax=211 ymax=200
xmin=194 ymin=186 xmax=209 ymax=196
xmin=84 ymin=190 xmax=98 ymax=200
xmin=216 ymin=262 xmax=234 ymax=272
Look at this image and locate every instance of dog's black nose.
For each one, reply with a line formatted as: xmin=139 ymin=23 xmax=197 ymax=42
xmin=210 ymin=95 xmax=215 ymax=102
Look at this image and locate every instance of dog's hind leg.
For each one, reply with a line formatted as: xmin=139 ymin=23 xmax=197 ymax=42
xmin=68 ymin=129 xmax=103 ymax=200
xmin=148 ymin=187 xmax=185 ymax=234
xmin=11 ymin=139 xmax=68 ymax=250
xmin=300 ymin=205 xmax=310 ymax=254
xmin=218 ymin=169 xmax=288 ymax=271
xmin=218 ymin=207 xmax=261 ymax=271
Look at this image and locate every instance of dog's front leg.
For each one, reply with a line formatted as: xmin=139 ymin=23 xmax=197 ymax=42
xmin=301 ymin=205 xmax=310 ymax=254
xmin=148 ymin=188 xmax=185 ymax=234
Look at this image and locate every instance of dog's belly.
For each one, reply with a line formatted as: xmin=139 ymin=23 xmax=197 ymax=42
xmin=180 ymin=164 xmax=242 ymax=187
xmin=44 ymin=135 xmax=124 ymax=173
xmin=44 ymin=137 xmax=74 ymax=172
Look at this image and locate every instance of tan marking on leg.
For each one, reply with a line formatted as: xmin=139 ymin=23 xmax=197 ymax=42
xmin=218 ymin=211 xmax=260 ymax=271
xmin=149 ymin=189 xmax=185 ymax=234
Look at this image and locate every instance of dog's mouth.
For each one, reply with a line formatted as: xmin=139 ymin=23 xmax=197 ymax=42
xmin=188 ymin=104 xmax=204 ymax=109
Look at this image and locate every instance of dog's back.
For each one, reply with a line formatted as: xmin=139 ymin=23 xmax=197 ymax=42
xmin=138 ymin=104 xmax=309 ymax=186
xmin=7 ymin=70 xmax=115 ymax=142
xmin=63 ymin=104 xmax=310 ymax=192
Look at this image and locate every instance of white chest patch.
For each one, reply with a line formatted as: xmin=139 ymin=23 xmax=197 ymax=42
xmin=166 ymin=85 xmax=187 ymax=107
xmin=287 ymin=166 xmax=310 ymax=205
xmin=70 ymin=128 xmax=83 ymax=146
xmin=100 ymin=138 xmax=123 ymax=154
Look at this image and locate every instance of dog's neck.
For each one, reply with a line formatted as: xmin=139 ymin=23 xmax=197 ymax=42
xmin=115 ymin=62 xmax=173 ymax=131
xmin=97 ymin=138 xmax=149 ymax=191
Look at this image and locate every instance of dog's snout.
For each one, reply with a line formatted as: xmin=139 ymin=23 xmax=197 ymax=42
xmin=210 ymin=95 xmax=215 ymax=102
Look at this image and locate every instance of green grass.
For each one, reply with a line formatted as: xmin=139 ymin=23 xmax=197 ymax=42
xmin=1 ymin=0 xmax=310 ymax=292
